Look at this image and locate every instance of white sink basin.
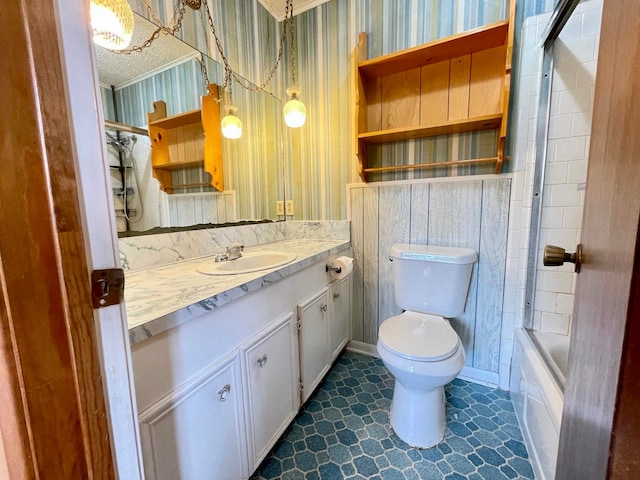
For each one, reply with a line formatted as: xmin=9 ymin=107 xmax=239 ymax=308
xmin=197 ymin=251 xmax=297 ymax=275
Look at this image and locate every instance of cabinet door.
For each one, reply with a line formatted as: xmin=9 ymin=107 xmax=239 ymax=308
xmin=242 ymin=312 xmax=299 ymax=470
xmin=139 ymin=352 xmax=246 ymax=480
xmin=329 ymin=275 xmax=351 ymax=361
xmin=298 ymin=287 xmax=330 ymax=403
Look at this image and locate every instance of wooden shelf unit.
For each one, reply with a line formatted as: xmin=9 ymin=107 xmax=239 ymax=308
xmin=148 ymin=84 xmax=223 ymax=193
xmin=355 ymin=1 xmax=515 ymax=181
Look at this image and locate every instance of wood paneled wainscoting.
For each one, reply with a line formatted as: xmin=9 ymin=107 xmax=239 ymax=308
xmin=347 ymin=176 xmax=510 ymax=386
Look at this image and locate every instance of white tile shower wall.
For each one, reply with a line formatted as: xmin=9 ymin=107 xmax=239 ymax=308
xmin=534 ymin=1 xmax=601 ymax=335
xmin=504 ymin=1 xmax=602 ymax=385
xmin=499 ymin=11 xmax=550 ymax=388
xmin=348 ymin=177 xmax=510 ymax=387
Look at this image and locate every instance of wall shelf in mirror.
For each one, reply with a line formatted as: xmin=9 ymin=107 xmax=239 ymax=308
xmin=148 ymin=84 xmax=223 ymax=193
xmin=354 ymin=0 xmax=515 ymax=181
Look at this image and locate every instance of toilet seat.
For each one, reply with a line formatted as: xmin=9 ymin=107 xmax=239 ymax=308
xmin=379 ymin=311 xmax=459 ymax=362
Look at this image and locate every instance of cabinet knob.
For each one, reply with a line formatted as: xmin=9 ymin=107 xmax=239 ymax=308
xmin=218 ymin=384 xmax=231 ymax=402
xmin=333 ymin=293 xmax=340 ymax=300
xmin=257 ymin=355 xmax=268 ymax=368
xmin=321 ymin=304 xmax=328 ymax=312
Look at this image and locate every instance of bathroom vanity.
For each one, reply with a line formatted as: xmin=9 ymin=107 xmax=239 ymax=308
xmin=122 ymin=222 xmax=352 ymax=479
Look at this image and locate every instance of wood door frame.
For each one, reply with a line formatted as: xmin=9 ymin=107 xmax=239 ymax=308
xmin=1 ymin=0 xmax=142 ymax=477
xmin=555 ymin=0 xmax=640 ymax=477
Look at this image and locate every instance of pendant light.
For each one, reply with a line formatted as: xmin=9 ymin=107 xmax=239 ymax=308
xmin=90 ymin=0 xmax=134 ymax=50
xmin=284 ymin=87 xmax=306 ymax=128
xmin=221 ymin=104 xmax=242 ymax=139
xmin=221 ymin=78 xmax=242 ymax=139
xmin=283 ymin=6 xmax=306 ymax=128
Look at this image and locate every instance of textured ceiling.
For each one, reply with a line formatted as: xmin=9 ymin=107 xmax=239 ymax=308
xmin=96 ymin=13 xmax=197 ymax=88
xmin=257 ymin=0 xmax=331 ymax=20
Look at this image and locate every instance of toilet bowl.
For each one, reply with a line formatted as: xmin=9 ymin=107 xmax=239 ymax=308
xmin=377 ymin=243 xmax=477 ymax=448
xmin=377 ymin=311 xmax=465 ymax=448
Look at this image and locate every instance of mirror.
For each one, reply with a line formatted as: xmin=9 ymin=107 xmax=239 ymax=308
xmin=95 ymin=12 xmax=284 ymax=234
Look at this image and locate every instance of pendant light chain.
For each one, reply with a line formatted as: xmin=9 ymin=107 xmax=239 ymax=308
xmin=108 ymin=0 xmax=188 ymax=54
xmin=107 ymin=0 xmax=296 ymax=96
xmin=202 ymin=0 xmax=293 ymax=93
xmin=288 ymin=4 xmax=296 ymax=87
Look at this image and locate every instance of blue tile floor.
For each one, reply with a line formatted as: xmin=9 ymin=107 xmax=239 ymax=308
xmin=251 ymin=351 xmax=534 ymax=480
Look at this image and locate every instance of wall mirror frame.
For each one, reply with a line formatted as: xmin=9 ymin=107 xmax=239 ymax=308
xmin=96 ymin=10 xmax=286 ymax=234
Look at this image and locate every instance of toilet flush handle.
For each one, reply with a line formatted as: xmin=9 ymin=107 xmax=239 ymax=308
xmin=543 ymin=244 xmax=582 ymax=273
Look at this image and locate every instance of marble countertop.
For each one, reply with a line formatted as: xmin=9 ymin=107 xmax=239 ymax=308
xmin=126 ymin=238 xmax=351 ymax=345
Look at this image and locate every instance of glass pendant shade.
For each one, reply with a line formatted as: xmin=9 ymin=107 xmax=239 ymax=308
xmin=90 ymin=0 xmax=134 ymax=50
xmin=221 ymin=105 xmax=242 ymax=139
xmin=284 ymin=87 xmax=306 ymax=128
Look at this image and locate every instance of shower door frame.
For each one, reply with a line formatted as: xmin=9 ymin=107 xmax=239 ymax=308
xmin=523 ymin=0 xmax=581 ymax=333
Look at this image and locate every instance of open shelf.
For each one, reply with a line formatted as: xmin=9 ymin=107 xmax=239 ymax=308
xmin=358 ymin=114 xmax=503 ymax=144
xmin=152 ymin=159 xmax=204 ymax=171
xmin=354 ymin=1 xmax=515 ymax=181
xmin=147 ymin=85 xmax=223 ymax=193
xmin=358 ymin=21 xmax=509 ymax=78
xmin=148 ymin=109 xmax=202 ymax=130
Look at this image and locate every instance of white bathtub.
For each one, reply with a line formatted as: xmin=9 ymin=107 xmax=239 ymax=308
xmin=510 ymin=329 xmax=568 ymax=480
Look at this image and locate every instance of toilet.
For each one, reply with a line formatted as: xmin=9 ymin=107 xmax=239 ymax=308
xmin=377 ymin=243 xmax=477 ymax=448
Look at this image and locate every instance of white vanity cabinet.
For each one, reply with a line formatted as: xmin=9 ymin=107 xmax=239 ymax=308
xmin=298 ymin=287 xmax=331 ymax=403
xmin=298 ymin=274 xmax=351 ymax=403
xmin=131 ymin=253 xmax=353 ymax=479
xmin=241 ymin=312 xmax=299 ymax=471
xmin=138 ymin=352 xmax=247 ymax=480
xmin=329 ymin=276 xmax=351 ymax=362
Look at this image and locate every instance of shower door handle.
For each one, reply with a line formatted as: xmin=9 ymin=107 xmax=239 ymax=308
xmin=543 ymin=244 xmax=582 ymax=273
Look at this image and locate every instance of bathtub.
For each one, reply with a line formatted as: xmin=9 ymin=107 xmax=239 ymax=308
xmin=510 ymin=328 xmax=568 ymax=480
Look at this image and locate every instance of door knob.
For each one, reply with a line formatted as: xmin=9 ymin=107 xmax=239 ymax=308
xmin=543 ymin=244 xmax=582 ymax=273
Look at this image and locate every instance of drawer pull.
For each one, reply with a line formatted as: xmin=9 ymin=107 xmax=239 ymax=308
xmin=257 ymin=355 xmax=268 ymax=368
xmin=321 ymin=304 xmax=327 ymax=312
xmin=333 ymin=293 xmax=340 ymax=300
xmin=218 ymin=384 xmax=231 ymax=402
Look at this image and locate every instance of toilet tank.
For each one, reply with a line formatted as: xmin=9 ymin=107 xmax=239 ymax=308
xmin=390 ymin=243 xmax=477 ymax=318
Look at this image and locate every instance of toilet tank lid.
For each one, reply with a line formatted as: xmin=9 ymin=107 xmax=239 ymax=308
xmin=390 ymin=244 xmax=477 ymax=264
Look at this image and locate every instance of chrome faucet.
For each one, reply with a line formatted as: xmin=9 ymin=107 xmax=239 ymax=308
xmin=227 ymin=243 xmax=243 ymax=260
xmin=213 ymin=243 xmax=244 ymax=262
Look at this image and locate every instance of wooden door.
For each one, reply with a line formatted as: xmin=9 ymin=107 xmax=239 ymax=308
xmin=0 ymin=0 xmax=116 ymax=477
xmin=555 ymin=0 xmax=640 ymax=478
xmin=0 ymin=0 xmax=142 ymax=477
